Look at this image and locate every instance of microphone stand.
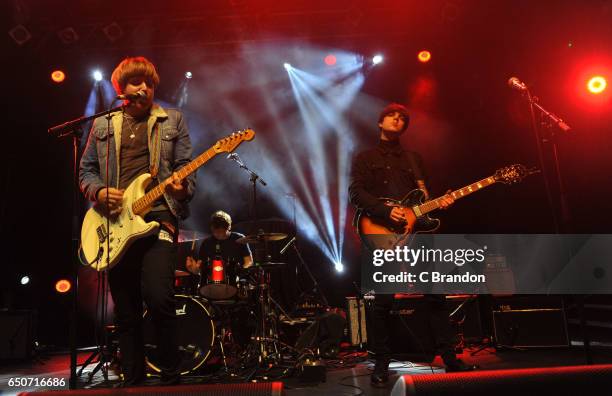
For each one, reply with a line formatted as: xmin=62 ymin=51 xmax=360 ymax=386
xmin=280 ymin=236 xmax=329 ymax=308
xmin=48 ymin=104 xmax=123 ymax=389
xmin=227 ymin=153 xmax=266 ymax=236
xmin=518 ymin=86 xmax=572 ymax=233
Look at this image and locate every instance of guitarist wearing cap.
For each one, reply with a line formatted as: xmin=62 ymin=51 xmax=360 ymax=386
xmin=349 ymin=103 xmax=476 ymax=388
xmin=79 ymin=56 xmax=195 ymax=387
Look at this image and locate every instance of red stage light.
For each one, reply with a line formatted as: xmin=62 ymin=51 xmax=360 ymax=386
xmin=418 ymin=50 xmax=431 ymax=63
xmin=587 ymin=76 xmax=607 ymax=94
xmin=51 ymin=70 xmax=65 ymax=83
xmin=324 ymin=54 xmax=336 ymax=66
xmin=56 ymin=279 xmax=71 ymax=293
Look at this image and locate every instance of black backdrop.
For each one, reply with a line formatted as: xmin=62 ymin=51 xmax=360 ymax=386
xmin=1 ymin=0 xmax=610 ymax=347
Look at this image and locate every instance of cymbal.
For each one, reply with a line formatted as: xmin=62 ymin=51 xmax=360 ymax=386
xmin=236 ymin=233 xmax=288 ymax=244
xmin=174 ymin=270 xmax=192 ymax=278
xmin=178 ymin=229 xmax=208 ymax=243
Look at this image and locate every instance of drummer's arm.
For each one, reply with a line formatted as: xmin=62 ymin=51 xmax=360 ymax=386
xmin=242 ymin=241 xmax=253 ymax=268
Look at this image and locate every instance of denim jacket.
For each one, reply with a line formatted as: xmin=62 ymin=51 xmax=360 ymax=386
xmin=79 ymin=104 xmax=196 ymax=220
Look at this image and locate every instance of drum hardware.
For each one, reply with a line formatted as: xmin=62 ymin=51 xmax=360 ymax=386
xmin=243 ymin=265 xmax=300 ymax=368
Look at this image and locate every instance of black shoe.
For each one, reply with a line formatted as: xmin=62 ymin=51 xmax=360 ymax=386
xmin=371 ymin=358 xmax=390 ymax=388
xmin=444 ymin=358 xmax=478 ymax=373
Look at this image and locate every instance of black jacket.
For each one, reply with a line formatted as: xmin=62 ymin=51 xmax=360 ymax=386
xmin=349 ymin=139 xmax=426 ymax=220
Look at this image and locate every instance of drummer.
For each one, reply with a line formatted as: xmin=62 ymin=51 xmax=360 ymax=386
xmin=186 ymin=210 xmax=253 ymax=274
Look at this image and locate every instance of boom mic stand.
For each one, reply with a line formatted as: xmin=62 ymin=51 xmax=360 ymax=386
xmin=508 ymin=77 xmax=572 ymax=233
xmin=227 ymin=153 xmax=281 ymax=368
xmin=280 ymin=236 xmax=329 ymax=308
xmin=227 ymin=152 xmax=266 ymax=235
xmin=49 ymin=103 xmax=123 ymax=389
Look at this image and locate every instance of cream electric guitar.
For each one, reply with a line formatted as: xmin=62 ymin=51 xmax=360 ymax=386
xmin=80 ymin=129 xmax=255 ymax=271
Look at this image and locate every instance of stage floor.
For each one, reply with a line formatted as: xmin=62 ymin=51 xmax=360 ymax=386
xmin=2 ymin=343 xmax=612 ymax=395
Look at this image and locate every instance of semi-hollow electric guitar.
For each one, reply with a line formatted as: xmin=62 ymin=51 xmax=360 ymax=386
xmin=80 ymin=129 xmax=255 ymax=271
xmin=355 ymin=164 xmax=535 ymax=250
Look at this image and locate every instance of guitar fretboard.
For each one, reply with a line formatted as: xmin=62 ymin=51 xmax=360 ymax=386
xmin=132 ymin=147 xmax=217 ymax=216
xmin=416 ymin=176 xmax=497 ymax=215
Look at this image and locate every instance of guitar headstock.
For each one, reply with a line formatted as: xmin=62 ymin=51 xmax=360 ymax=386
xmin=213 ymin=129 xmax=255 ymax=153
xmin=493 ymin=164 xmax=537 ymax=184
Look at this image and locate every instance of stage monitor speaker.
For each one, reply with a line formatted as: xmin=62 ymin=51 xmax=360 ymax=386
xmin=0 ymin=310 xmax=36 ymax=360
xmin=384 ymin=295 xmax=482 ymax=360
xmin=492 ymin=296 xmax=569 ymax=347
xmin=17 ymin=382 xmax=284 ymax=395
xmin=391 ymin=364 xmax=612 ymax=396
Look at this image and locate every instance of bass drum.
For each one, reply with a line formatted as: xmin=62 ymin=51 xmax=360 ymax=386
xmin=143 ymin=294 xmax=215 ymax=375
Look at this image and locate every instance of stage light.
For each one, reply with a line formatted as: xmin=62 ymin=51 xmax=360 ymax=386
xmin=8 ymin=24 xmax=32 ymax=46
xmin=57 ymin=27 xmax=79 ymax=45
xmin=102 ymin=22 xmax=123 ymax=42
xmin=92 ymin=70 xmax=103 ymax=82
xmin=20 ymin=276 xmax=30 ymax=285
xmin=418 ymin=50 xmax=432 ymax=63
xmin=283 ymin=63 xmax=292 ymax=70
xmin=51 ymin=70 xmax=65 ymax=83
xmin=55 ymin=279 xmax=71 ymax=294
xmin=282 ymin=64 xmax=364 ymax=272
xmin=185 ymin=71 xmax=193 ymax=79
xmin=372 ymin=54 xmax=383 ymax=65
xmin=324 ymin=54 xmax=337 ymax=66
xmin=587 ymin=76 xmax=607 ymax=94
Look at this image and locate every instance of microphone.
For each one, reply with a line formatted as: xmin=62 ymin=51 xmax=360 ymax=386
xmin=116 ymin=91 xmax=146 ymax=101
xmin=508 ymin=77 xmax=527 ymax=92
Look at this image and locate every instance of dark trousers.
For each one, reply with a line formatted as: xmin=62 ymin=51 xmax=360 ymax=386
xmin=367 ymin=294 xmax=457 ymax=362
xmin=108 ymin=211 xmax=179 ymax=379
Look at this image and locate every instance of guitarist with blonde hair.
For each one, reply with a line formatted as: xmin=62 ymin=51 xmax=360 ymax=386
xmin=79 ymin=56 xmax=195 ymax=387
xmin=349 ymin=103 xmax=476 ymax=388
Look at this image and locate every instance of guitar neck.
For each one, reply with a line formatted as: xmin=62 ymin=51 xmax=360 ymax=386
xmin=132 ymin=147 xmax=217 ymax=215
xmin=415 ymin=175 xmax=497 ymax=215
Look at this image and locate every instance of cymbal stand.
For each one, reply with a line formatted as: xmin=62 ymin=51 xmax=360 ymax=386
xmin=251 ymin=267 xmax=281 ymax=363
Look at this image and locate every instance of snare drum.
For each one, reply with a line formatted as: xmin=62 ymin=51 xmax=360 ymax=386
xmin=199 ymin=256 xmax=238 ymax=300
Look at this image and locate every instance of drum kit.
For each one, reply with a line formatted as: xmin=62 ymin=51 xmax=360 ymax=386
xmin=142 ymin=229 xmax=294 ymax=376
